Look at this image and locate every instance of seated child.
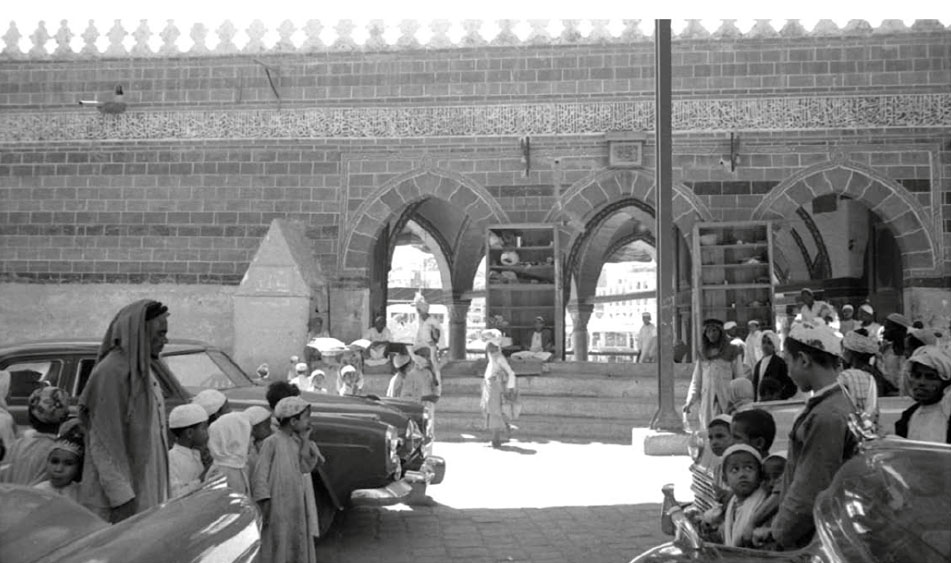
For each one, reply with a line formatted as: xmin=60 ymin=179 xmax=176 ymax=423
xmin=749 ymin=451 xmax=787 ymax=548
xmin=206 ymin=412 xmax=252 ymax=495
xmin=167 ymin=403 xmax=210 ymax=498
xmin=730 ymin=408 xmax=776 ymax=458
xmin=243 ymin=405 xmax=273 ymax=474
xmin=309 ymin=370 xmax=328 ymax=394
xmin=718 ymin=444 xmax=769 ymax=547
xmin=2 ymin=387 xmax=70 ymax=485
xmin=728 ymin=378 xmax=755 ymax=414
xmin=34 ymin=429 xmax=84 ymax=503
xmin=252 ymin=397 xmax=325 ymax=562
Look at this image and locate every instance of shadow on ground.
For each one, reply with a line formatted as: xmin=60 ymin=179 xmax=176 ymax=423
xmin=316 ymin=501 xmax=667 ymax=563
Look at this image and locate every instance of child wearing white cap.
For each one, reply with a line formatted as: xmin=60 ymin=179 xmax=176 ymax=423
xmin=252 ymin=396 xmax=323 ymax=563
xmin=192 ymin=389 xmax=231 ymax=425
xmin=243 ymin=406 xmax=273 ymax=475
xmin=167 ymin=403 xmax=209 ymax=498
xmin=719 ymin=444 xmax=769 ymax=547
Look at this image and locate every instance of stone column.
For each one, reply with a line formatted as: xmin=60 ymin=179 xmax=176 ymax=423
xmin=447 ymin=298 xmax=471 ymax=361
xmin=567 ymin=303 xmax=594 ymax=361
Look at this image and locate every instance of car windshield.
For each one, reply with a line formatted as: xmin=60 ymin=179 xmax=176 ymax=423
xmin=162 ymin=350 xmax=253 ymax=391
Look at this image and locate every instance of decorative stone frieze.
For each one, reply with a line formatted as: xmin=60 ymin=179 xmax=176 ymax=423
xmin=2 ymin=19 xmax=948 ymax=60
xmin=1 ymin=94 xmax=948 ymax=144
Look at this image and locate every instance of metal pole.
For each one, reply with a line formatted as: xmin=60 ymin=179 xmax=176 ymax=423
xmin=650 ymin=19 xmax=682 ymax=432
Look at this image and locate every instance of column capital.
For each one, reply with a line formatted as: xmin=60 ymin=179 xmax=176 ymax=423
xmin=566 ymin=302 xmax=595 ymax=315
xmin=447 ymin=297 xmax=472 ymax=321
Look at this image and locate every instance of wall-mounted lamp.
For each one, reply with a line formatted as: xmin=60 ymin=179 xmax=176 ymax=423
xmin=518 ymin=135 xmax=531 ymax=177
xmin=719 ymin=132 xmax=740 ymax=172
xmin=78 ymin=84 xmax=127 ymax=115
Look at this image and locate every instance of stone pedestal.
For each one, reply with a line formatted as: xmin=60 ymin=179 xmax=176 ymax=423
xmin=447 ymin=298 xmax=471 ymax=361
xmin=234 ymin=220 xmax=326 ymax=375
xmin=567 ymin=303 xmax=594 ymax=361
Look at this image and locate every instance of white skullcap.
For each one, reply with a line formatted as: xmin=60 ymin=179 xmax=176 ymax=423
xmin=764 ymin=450 xmax=787 ymax=462
xmin=295 ymin=362 xmax=309 ymax=373
xmin=859 ymin=304 xmax=874 ymax=315
xmin=722 ymin=443 xmax=763 ymax=465
xmin=788 ymin=319 xmax=843 ymax=357
xmin=340 ymin=365 xmax=356 ymax=375
xmin=480 ymin=328 xmax=503 ymax=347
xmin=310 ymin=369 xmax=326 ymax=379
xmin=843 ymin=330 xmax=880 ymax=355
xmin=908 ymin=327 xmax=942 ymax=346
xmin=842 ymin=304 xmax=854 ymax=312
xmin=393 ymin=354 xmax=412 ymax=369
xmin=169 ymin=403 xmax=209 ymax=429
xmin=886 ymin=313 xmax=912 ymax=328
xmin=747 ymin=319 xmax=760 ymax=326
xmin=709 ymin=414 xmax=733 ymax=427
xmin=192 ymin=389 xmax=227 ymax=416
xmin=290 ymin=355 xmax=299 ymax=362
xmin=723 ymin=321 xmax=737 ymax=330
xmin=274 ymin=396 xmax=309 ymax=419
xmin=242 ymin=405 xmax=271 ymax=426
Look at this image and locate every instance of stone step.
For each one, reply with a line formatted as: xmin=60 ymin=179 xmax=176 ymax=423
xmin=433 ymin=411 xmax=641 ymax=444
xmin=435 ymin=394 xmax=659 ymax=419
xmin=362 ymin=374 xmax=692 ymax=399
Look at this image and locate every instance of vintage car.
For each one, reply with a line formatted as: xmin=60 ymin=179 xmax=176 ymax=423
xmin=0 ymin=339 xmax=446 ymax=534
xmin=634 ymin=397 xmax=951 ymax=563
xmin=0 ymin=478 xmax=260 ymax=563
xmin=679 ymin=395 xmax=914 ymax=512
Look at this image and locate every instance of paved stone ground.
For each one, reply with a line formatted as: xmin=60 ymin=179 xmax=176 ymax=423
xmin=315 ymin=431 xmax=694 ymax=563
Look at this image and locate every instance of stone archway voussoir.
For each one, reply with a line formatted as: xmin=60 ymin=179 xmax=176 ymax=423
xmin=395 ymin=180 xmax=423 ymax=203
xmin=449 ymin=184 xmax=478 ymax=209
xmin=861 ymin=181 xmax=892 ymax=210
xmin=581 ymin=182 xmax=609 ymax=210
xmin=365 ymin=199 xmax=392 ymax=222
xmin=771 ymin=193 xmax=801 ymax=218
xmin=803 ymin=172 xmax=834 ymax=198
xmin=824 ymin=167 xmax=853 ymax=193
xmin=600 ymin=176 xmax=623 ymax=200
xmin=434 ymin=176 xmax=459 ymax=201
xmin=903 ymin=251 xmax=934 ymax=270
xmin=843 ymin=172 xmax=873 ymax=199
xmin=784 ymin=181 xmax=812 ymax=207
xmin=414 ymin=173 xmax=442 ymax=194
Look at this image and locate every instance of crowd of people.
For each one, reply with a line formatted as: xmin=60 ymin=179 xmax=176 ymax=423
xmin=680 ymin=289 xmax=951 ymax=553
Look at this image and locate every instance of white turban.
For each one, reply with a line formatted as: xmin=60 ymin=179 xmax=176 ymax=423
xmin=760 ymin=330 xmax=781 ymax=352
xmin=169 ymin=403 xmax=209 ymax=429
xmin=909 ymin=345 xmax=951 ymax=381
xmin=192 ymin=389 xmax=227 ymax=416
xmin=208 ymin=412 xmax=251 ymax=469
xmin=788 ymin=319 xmax=842 ymax=357
xmin=843 ymin=330 xmax=880 ymax=355
xmin=274 ymin=396 xmax=309 ymax=419
xmin=242 ymin=406 xmax=271 ymax=426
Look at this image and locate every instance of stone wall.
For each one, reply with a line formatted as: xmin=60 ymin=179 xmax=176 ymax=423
xmin=1 ymin=24 xmax=949 ymax=344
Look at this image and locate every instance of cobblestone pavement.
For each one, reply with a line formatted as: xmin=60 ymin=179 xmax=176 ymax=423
xmin=315 ymin=431 xmax=694 ymax=563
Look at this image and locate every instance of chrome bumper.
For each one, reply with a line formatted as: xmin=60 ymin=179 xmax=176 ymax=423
xmin=350 ymin=456 xmax=446 ymax=507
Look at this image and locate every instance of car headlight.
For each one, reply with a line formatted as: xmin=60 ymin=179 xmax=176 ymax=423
xmin=384 ymin=424 xmax=401 ymax=477
xmin=422 ymin=408 xmax=434 ymax=441
xmin=687 ymin=431 xmax=704 ymax=463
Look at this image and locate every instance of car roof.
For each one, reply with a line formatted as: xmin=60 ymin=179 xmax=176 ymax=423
xmin=0 ymin=339 xmax=217 ymax=357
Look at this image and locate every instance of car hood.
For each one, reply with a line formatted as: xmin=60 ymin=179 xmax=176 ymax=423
xmin=218 ymin=386 xmax=410 ymax=428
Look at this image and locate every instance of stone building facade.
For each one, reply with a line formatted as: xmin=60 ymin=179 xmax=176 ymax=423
xmin=1 ymin=19 xmax=949 ymax=372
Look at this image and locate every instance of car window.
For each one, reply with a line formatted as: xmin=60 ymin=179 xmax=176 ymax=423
xmin=162 ymin=352 xmax=236 ymax=390
xmin=74 ymin=359 xmax=97 ymax=396
xmin=6 ymin=361 xmax=63 ymax=399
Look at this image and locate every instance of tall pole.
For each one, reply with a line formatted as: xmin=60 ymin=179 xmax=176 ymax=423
xmin=650 ymin=19 xmax=682 ymax=432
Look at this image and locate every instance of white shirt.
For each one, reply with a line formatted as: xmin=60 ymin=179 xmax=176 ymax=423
xmin=168 ymin=444 xmax=204 ymax=498
xmin=364 ymin=327 xmax=392 ymax=342
xmin=908 ymin=389 xmax=951 ymax=443
xmin=530 ymin=332 xmax=543 ymax=353
xmin=415 ymin=316 xmax=441 ymax=348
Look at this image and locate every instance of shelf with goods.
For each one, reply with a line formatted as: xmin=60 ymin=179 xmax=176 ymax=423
xmin=485 ymin=223 xmax=563 ymax=359
xmin=692 ymin=221 xmax=776 ymax=344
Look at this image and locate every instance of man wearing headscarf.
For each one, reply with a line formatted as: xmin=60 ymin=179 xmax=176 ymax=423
xmin=78 ymin=299 xmax=170 ymax=523
xmin=413 ymin=293 xmax=442 ymax=396
xmin=1 ymin=387 xmax=70 ymax=485
xmin=895 ymin=345 xmax=951 ymax=444
xmin=797 ymin=289 xmax=835 ymax=325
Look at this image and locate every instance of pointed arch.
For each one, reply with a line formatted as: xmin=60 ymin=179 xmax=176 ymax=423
xmin=752 ymin=161 xmax=938 ymax=275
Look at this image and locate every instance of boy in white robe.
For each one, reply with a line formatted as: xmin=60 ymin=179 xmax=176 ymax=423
xmin=719 ymin=444 xmax=768 ymax=547
xmin=167 ymin=404 xmax=209 ymax=498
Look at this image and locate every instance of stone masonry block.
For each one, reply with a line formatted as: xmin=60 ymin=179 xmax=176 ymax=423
xmin=599 ymin=176 xmax=623 ymax=201
xmin=862 ymin=181 xmax=893 ymax=211
xmin=903 ymin=250 xmax=934 ymax=270
xmin=803 ymin=172 xmax=834 ymax=198
xmin=378 ymin=186 xmax=405 ymax=210
xmin=394 ymin=180 xmax=422 ymax=203
xmin=433 ymin=176 xmax=459 ymax=201
xmin=843 ymin=171 xmax=874 ymax=199
xmin=824 ymin=167 xmax=853 ymax=192
xmin=580 ymin=181 xmax=609 ymax=210
xmin=890 ymin=209 xmax=924 ymax=236
xmin=449 ymin=185 xmax=478 ymax=210
xmin=784 ymin=181 xmax=812 ymax=206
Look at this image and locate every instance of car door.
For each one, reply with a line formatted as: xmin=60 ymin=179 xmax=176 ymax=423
xmin=2 ymin=355 xmax=74 ymax=427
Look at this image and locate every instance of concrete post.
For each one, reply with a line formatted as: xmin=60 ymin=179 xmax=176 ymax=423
xmin=567 ymin=303 xmax=594 ymax=361
xmin=650 ymin=19 xmax=684 ymax=433
xmin=447 ymin=298 xmax=471 ymax=360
